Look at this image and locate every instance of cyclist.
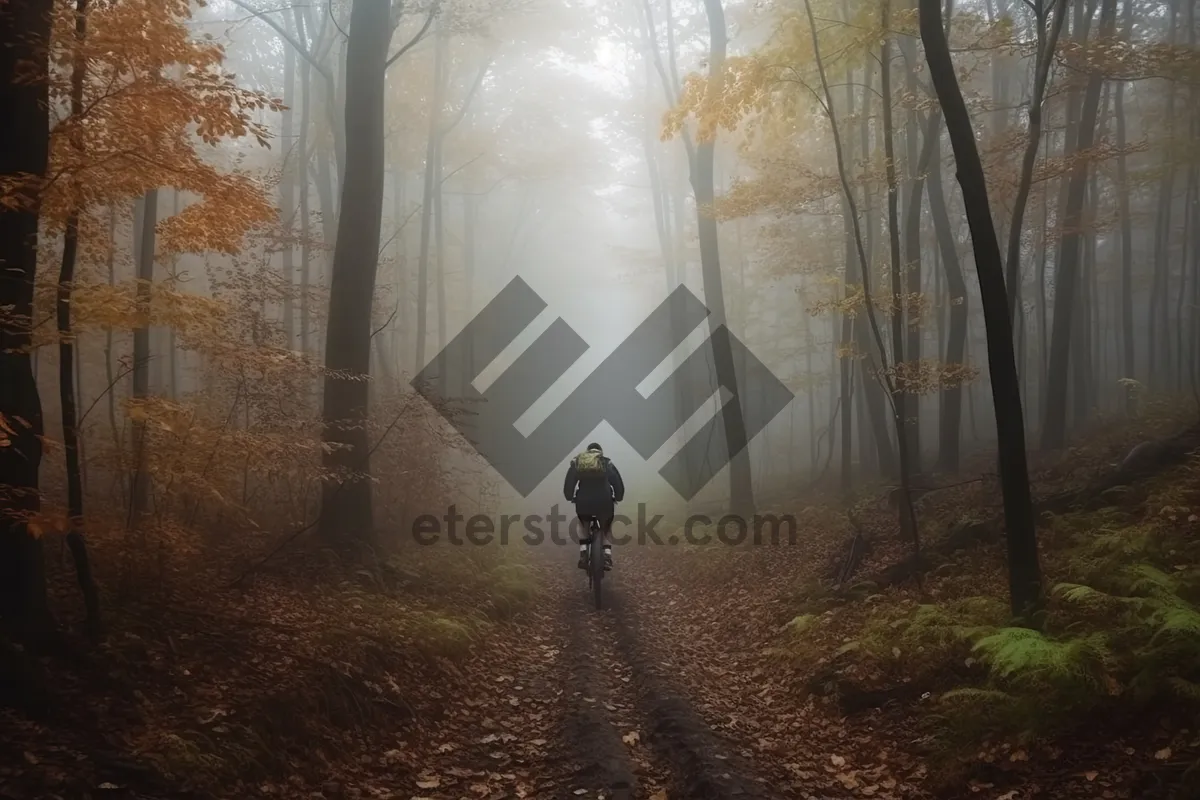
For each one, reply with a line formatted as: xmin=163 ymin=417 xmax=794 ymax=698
xmin=563 ymin=442 xmax=625 ymax=571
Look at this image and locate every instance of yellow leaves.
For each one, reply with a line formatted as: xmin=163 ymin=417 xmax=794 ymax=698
xmin=16 ymin=510 xmax=69 ymax=540
xmin=714 ymin=165 xmax=841 ymax=220
xmin=662 ymin=57 xmax=769 ymax=144
xmin=835 ymin=341 xmax=863 ymax=360
xmin=115 ymin=391 xmax=326 ymax=526
xmin=125 ymin=396 xmax=195 ymax=437
xmin=884 ymin=358 xmax=981 ymax=395
xmin=0 ymin=412 xmax=15 ymax=448
xmin=49 ymin=280 xmax=231 ymax=350
xmin=158 ymin=175 xmax=275 ymax=256
xmin=125 ymin=403 xmax=149 ymax=424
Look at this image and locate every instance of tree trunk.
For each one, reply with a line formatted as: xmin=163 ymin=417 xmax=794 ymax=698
xmin=839 ymin=73 xmax=857 ymax=491
xmin=104 ymin=207 xmax=124 ymax=486
xmin=879 ymin=16 xmax=906 ymax=469
xmin=695 ymin=0 xmax=755 ymax=513
xmin=414 ymin=29 xmax=447 ymax=376
xmin=1175 ymin=170 xmax=1193 ymax=392
xmin=1004 ymin=0 xmax=1068 ymax=322
xmin=1041 ymin=0 xmax=1116 ymax=450
xmin=131 ymin=188 xmax=158 ymax=521
xmin=58 ymin=0 xmax=102 ymax=637
xmin=1114 ymin=0 xmax=1135 ymax=414
xmin=641 ymin=56 xmax=692 ymax=447
xmin=281 ymin=25 xmax=297 ymax=341
xmin=803 ymin=0 xmax=918 ymax=559
xmin=855 ymin=59 xmax=898 ymax=478
xmin=168 ymin=190 xmax=180 ymax=397
xmin=1037 ymin=151 xmax=1049 ymax=421
xmin=462 ymin=193 xmax=478 ymax=384
xmin=434 ymin=140 xmax=448 ymax=397
xmin=0 ymin=0 xmax=55 ymax=640
xmin=317 ymin=0 xmax=392 ymax=547
xmin=920 ymin=0 xmax=1043 ymax=621
xmin=390 ymin=168 xmax=406 ymax=375
xmin=296 ymin=4 xmax=313 ymax=356
xmin=1149 ymin=0 xmax=1179 ymax=390
xmin=926 ymin=123 xmax=968 ymax=472
xmin=901 ymin=8 xmax=924 ymax=472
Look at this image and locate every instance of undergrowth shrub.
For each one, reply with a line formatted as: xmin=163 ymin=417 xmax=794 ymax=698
xmin=853 ymin=597 xmax=1009 ymax=673
xmin=775 ymin=455 xmax=1200 ymax=760
xmin=406 ymin=611 xmax=487 ymax=660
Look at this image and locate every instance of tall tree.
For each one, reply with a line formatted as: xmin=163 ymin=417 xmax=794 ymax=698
xmin=1114 ymin=0 xmax=1135 ymax=415
xmin=414 ymin=27 xmax=488 ymax=382
xmin=1041 ymin=0 xmax=1117 ymax=450
xmin=696 ymin=0 xmax=755 ymax=513
xmin=318 ymin=0 xmax=396 ymax=547
xmin=920 ymin=0 xmax=1042 ymax=619
xmin=0 ymin=0 xmax=55 ymax=640
xmin=1004 ymin=0 xmax=1067 ymax=326
xmin=130 ymin=188 xmax=158 ymax=521
xmin=57 ymin=0 xmax=102 ymax=637
xmin=928 ymin=129 xmax=969 ymax=472
xmin=879 ymin=2 xmax=910 ymax=475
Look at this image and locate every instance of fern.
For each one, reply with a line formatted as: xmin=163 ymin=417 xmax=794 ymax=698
xmin=784 ymin=613 xmax=816 ymax=636
xmin=1124 ymin=564 xmax=1180 ymax=597
xmin=1147 ymin=601 xmax=1200 ymax=646
xmin=971 ymin=628 xmax=1111 ymax=698
xmin=1054 ymin=582 xmax=1120 ymax=610
xmin=939 ymin=687 xmax=1015 ymax=707
xmin=930 ymin=688 xmax=1039 ymax=745
xmin=1166 ymin=677 xmax=1200 ymax=704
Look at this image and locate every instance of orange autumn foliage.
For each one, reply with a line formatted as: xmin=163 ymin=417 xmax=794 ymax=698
xmin=43 ymin=0 xmax=279 ymax=254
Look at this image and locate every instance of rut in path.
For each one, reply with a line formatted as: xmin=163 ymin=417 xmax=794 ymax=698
xmin=550 ymin=552 xmax=788 ymax=800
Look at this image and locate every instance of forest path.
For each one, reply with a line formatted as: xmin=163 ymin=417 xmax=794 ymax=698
xmin=396 ymin=545 xmax=790 ymax=799
xmin=596 ymin=542 xmax=932 ymax=800
xmin=550 ymin=547 xmax=784 ymax=799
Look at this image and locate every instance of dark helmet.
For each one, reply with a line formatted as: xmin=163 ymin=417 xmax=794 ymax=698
xmin=586 ymin=442 xmax=602 ymax=453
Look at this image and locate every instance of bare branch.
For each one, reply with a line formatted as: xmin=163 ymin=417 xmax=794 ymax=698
xmin=225 ymin=0 xmax=333 ymax=79
xmin=386 ymin=3 xmax=439 ymax=68
xmin=440 ymin=151 xmax=486 ymax=185
xmin=440 ymin=60 xmax=492 ymax=134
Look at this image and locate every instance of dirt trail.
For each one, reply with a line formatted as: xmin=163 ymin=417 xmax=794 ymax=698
xmin=529 ymin=548 xmax=789 ymax=800
xmin=615 ymin=545 xmax=932 ymax=799
xmin=2 ymin=547 xmax=819 ymax=800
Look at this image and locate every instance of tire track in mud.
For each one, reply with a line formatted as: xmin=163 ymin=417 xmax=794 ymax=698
xmin=556 ymin=572 xmax=670 ymax=799
xmin=600 ymin=574 xmax=786 ymax=800
xmin=546 ymin=549 xmax=784 ymax=800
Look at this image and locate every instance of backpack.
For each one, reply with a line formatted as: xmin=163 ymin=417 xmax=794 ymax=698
xmin=574 ymin=450 xmax=606 ymax=475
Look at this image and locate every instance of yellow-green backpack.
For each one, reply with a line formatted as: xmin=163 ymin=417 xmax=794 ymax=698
xmin=575 ymin=450 xmax=605 ymax=474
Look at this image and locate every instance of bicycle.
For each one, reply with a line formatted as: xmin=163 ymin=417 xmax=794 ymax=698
xmin=584 ymin=516 xmax=605 ymax=610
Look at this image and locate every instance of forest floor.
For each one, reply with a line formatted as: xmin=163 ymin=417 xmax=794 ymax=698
xmin=3 ymin=410 xmax=1199 ymax=800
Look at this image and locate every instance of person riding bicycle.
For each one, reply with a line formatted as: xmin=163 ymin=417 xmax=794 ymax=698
xmin=563 ymin=442 xmax=625 ymax=571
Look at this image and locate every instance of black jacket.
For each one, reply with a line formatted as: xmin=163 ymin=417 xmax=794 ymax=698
xmin=563 ymin=454 xmax=625 ymax=517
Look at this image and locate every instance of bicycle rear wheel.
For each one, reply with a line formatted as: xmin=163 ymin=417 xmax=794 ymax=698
xmin=590 ymin=522 xmax=603 ymax=610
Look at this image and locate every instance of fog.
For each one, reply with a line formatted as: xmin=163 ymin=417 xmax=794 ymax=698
xmin=6 ymin=0 xmax=1200 ymax=793
xmin=6 ymin=0 xmax=1198 ymax=552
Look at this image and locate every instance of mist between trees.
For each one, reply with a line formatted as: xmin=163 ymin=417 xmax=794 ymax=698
xmin=2 ymin=0 xmax=1200 ymax=796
